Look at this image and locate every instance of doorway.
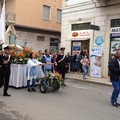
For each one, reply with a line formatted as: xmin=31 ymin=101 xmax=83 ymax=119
xmin=71 ymin=39 xmax=90 ymax=55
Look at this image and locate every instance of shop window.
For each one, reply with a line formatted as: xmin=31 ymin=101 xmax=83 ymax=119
xmin=50 ymin=38 xmax=59 ymax=54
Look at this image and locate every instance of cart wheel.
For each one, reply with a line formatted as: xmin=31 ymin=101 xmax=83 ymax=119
xmin=39 ymin=83 xmax=47 ymax=93
xmin=53 ymin=80 xmax=60 ymax=91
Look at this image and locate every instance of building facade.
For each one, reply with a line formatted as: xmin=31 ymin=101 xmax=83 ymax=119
xmin=0 ymin=0 xmax=62 ymax=53
xmin=61 ymin=0 xmax=120 ymax=77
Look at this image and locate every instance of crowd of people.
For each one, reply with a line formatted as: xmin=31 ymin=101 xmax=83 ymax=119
xmin=0 ymin=43 xmax=120 ymax=108
xmin=0 ymin=46 xmax=70 ymax=96
xmin=26 ymin=47 xmax=69 ymax=92
xmin=0 ymin=44 xmax=90 ymax=96
xmin=66 ymin=50 xmax=90 ymax=79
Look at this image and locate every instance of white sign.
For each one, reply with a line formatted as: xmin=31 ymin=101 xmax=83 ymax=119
xmin=71 ymin=30 xmax=91 ymax=39
xmin=90 ymin=47 xmax=103 ymax=78
xmin=110 ymin=27 xmax=120 ymax=33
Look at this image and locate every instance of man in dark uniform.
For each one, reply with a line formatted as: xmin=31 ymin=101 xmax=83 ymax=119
xmin=0 ymin=44 xmax=4 ymax=88
xmin=1 ymin=46 xmax=11 ymax=96
xmin=56 ymin=47 xmax=68 ymax=86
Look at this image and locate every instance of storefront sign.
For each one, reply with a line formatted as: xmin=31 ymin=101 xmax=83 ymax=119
xmin=71 ymin=30 xmax=91 ymax=39
xmin=90 ymin=47 xmax=103 ymax=78
xmin=110 ymin=27 xmax=120 ymax=38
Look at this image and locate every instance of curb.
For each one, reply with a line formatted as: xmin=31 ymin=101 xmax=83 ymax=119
xmin=66 ymin=76 xmax=112 ymax=86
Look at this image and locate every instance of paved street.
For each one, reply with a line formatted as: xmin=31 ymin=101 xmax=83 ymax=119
xmin=0 ymin=79 xmax=120 ymax=120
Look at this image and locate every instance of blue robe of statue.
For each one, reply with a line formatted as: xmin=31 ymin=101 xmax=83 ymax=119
xmin=9 ymin=35 xmax=16 ymax=45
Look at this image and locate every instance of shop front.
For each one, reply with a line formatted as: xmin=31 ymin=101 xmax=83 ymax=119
xmin=110 ymin=19 xmax=120 ymax=58
xmin=70 ymin=23 xmax=92 ymax=55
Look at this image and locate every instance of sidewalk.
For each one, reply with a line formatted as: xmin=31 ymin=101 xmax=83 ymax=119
xmin=65 ymin=72 xmax=112 ymax=86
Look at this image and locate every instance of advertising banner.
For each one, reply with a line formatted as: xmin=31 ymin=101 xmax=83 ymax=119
xmin=90 ymin=47 xmax=103 ymax=78
xmin=111 ymin=40 xmax=120 ymax=54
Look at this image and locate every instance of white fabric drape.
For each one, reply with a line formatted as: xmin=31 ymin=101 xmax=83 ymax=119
xmin=9 ymin=63 xmax=44 ymax=88
xmin=0 ymin=0 xmax=5 ymax=43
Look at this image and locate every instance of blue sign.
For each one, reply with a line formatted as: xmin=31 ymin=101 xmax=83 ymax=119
xmin=110 ymin=33 xmax=120 ymax=38
xmin=73 ymin=46 xmax=81 ymax=51
xmin=110 ymin=27 xmax=120 ymax=38
xmin=95 ymin=36 xmax=103 ymax=46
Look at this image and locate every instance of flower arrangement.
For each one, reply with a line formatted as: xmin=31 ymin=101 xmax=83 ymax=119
xmin=46 ymin=72 xmax=64 ymax=87
xmin=51 ymin=72 xmax=63 ymax=81
xmin=9 ymin=45 xmax=32 ymax=64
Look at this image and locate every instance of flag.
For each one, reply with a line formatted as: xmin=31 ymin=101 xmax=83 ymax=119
xmin=0 ymin=0 xmax=5 ymax=44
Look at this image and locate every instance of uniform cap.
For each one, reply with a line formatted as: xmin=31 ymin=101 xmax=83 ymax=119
xmin=3 ymin=46 xmax=10 ymax=50
xmin=60 ymin=47 xmax=65 ymax=51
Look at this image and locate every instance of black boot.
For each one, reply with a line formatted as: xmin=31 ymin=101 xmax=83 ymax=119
xmin=3 ymin=93 xmax=11 ymax=97
xmin=28 ymin=88 xmax=31 ymax=92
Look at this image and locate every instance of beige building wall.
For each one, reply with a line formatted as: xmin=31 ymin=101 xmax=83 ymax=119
xmin=16 ymin=30 xmax=61 ymax=52
xmin=5 ymin=0 xmax=62 ymax=32
xmin=6 ymin=0 xmax=16 ymax=13
xmin=0 ymin=0 xmax=62 ymax=52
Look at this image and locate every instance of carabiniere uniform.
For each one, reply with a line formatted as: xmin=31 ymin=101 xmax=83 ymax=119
xmin=56 ymin=53 xmax=68 ymax=80
xmin=0 ymin=53 xmax=4 ymax=88
xmin=0 ymin=46 xmax=11 ymax=96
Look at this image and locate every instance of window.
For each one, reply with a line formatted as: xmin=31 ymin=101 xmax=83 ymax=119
xmin=37 ymin=36 xmax=45 ymax=41
xmin=43 ymin=5 xmax=50 ymax=20
xmin=57 ymin=9 xmax=62 ymax=23
xmin=111 ymin=19 xmax=120 ymax=27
